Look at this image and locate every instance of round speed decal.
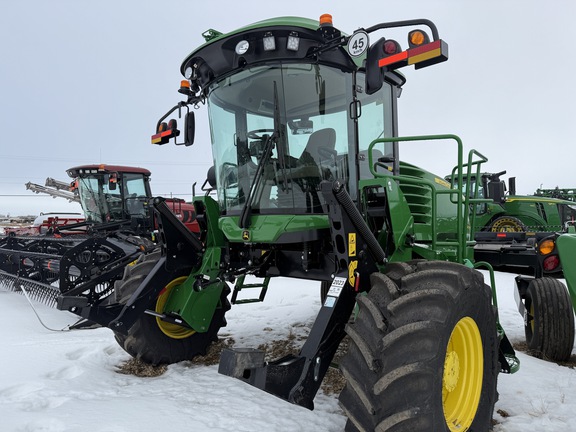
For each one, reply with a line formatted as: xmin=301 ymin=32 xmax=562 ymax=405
xmin=347 ymin=31 xmax=369 ymax=57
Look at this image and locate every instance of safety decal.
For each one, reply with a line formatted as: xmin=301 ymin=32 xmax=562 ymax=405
xmin=348 ymin=232 xmax=356 ymax=257
xmin=348 ymin=260 xmax=358 ymax=287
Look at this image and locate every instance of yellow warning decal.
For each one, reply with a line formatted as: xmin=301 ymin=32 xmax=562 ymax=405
xmin=348 ymin=260 xmax=358 ymax=287
xmin=435 ymin=177 xmax=451 ymax=188
xmin=348 ymin=233 xmax=356 ymax=257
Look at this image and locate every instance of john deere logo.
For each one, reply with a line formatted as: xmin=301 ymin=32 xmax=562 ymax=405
xmin=242 ymin=230 xmax=250 ymax=241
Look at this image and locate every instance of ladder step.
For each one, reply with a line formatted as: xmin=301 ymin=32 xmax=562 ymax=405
xmin=231 ymin=276 xmax=270 ymax=304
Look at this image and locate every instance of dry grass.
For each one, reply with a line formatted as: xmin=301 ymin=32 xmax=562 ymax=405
xmin=513 ymin=341 xmax=576 ymax=368
xmin=116 ymin=358 xmax=167 ymax=377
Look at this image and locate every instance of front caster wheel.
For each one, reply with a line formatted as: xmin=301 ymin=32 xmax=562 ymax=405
xmin=113 ymin=251 xmax=230 ymax=365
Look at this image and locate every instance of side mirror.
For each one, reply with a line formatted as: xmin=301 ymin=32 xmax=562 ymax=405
xmin=184 ymin=111 xmax=195 ymax=146
xmin=365 ymin=38 xmax=386 ymax=95
xmin=207 ymin=165 xmax=216 ymax=188
xmin=201 ymin=166 xmax=217 ymax=192
xmin=488 ymin=180 xmax=506 ymax=203
xmin=151 ymin=103 xmax=192 ymax=146
xmin=108 ymin=173 xmax=118 ymax=191
xmin=508 ymin=177 xmax=516 ymax=196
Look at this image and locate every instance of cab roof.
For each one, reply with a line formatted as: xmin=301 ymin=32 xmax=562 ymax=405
xmin=66 ymin=164 xmax=151 ymax=178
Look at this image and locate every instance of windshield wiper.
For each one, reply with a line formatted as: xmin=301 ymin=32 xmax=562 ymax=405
xmin=238 ymin=82 xmax=281 ymax=229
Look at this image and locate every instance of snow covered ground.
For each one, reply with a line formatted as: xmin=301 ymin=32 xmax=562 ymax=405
xmin=0 ymin=271 xmax=575 ymax=432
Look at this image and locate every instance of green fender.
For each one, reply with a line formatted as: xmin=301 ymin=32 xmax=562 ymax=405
xmin=555 ymin=233 xmax=576 ymax=312
xmin=163 ymin=195 xmax=227 ymax=332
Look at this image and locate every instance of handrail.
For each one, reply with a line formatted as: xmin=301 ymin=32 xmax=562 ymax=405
xmin=367 ymin=134 xmax=482 ymax=263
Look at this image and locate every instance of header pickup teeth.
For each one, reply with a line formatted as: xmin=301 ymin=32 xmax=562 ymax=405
xmin=0 ymin=270 xmax=59 ymax=308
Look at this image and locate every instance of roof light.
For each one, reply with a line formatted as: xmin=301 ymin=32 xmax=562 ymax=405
xmin=263 ymin=32 xmax=276 ymax=51
xmin=319 ymin=14 xmax=333 ymax=27
xmin=408 ymin=30 xmax=430 ymax=48
xmin=184 ymin=66 xmax=193 ymax=79
xmin=178 ymin=79 xmax=192 ymax=96
xmin=235 ymin=40 xmax=249 ymax=55
xmin=287 ymin=32 xmax=300 ymax=51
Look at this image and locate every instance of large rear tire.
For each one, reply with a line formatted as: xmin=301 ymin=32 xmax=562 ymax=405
xmin=339 ymin=261 xmax=499 ymax=431
xmin=113 ymin=251 xmax=230 ymax=365
xmin=524 ymin=277 xmax=575 ymax=362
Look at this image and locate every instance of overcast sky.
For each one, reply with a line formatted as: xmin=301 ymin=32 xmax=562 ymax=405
xmin=1 ymin=0 xmax=575 ymax=215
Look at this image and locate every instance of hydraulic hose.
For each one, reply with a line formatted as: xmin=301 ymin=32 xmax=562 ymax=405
xmin=332 ymin=180 xmax=386 ymax=264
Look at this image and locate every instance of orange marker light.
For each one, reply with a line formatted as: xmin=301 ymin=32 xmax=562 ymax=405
xmin=180 ymin=80 xmax=190 ymax=89
xmin=319 ymin=14 xmax=333 ymax=26
xmin=538 ymin=239 xmax=555 ymax=255
xmin=409 ymin=30 xmax=429 ymax=47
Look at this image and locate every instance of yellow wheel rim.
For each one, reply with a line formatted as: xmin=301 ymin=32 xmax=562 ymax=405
xmin=443 ymin=316 xmax=483 ymax=431
xmin=490 ymin=218 xmax=523 ymax=232
xmin=155 ymin=276 xmax=196 ymax=339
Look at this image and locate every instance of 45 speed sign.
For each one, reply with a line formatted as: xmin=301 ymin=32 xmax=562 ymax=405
xmin=347 ymin=31 xmax=369 ymax=57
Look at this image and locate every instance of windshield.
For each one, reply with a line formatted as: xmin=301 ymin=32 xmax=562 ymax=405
xmin=78 ymin=173 xmax=148 ymax=223
xmin=207 ymin=63 xmax=394 ymax=215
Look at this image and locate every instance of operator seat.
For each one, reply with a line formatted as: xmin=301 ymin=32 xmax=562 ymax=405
xmin=292 ymin=128 xmax=337 ymax=212
xmin=126 ymin=193 xmax=146 ymax=217
xmin=298 ymin=128 xmax=337 ymax=169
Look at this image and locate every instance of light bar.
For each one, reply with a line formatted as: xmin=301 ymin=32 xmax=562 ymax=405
xmin=151 ymin=120 xmax=179 ymax=145
xmin=151 ymin=129 xmax=176 ymax=145
xmin=378 ymin=39 xmax=448 ymax=70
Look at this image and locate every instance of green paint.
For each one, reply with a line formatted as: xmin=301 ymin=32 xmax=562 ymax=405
xmin=219 ymin=214 xmax=330 ymax=243
xmin=161 ymin=195 xmax=226 ymax=332
xmin=556 ymin=234 xmax=576 ymax=312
